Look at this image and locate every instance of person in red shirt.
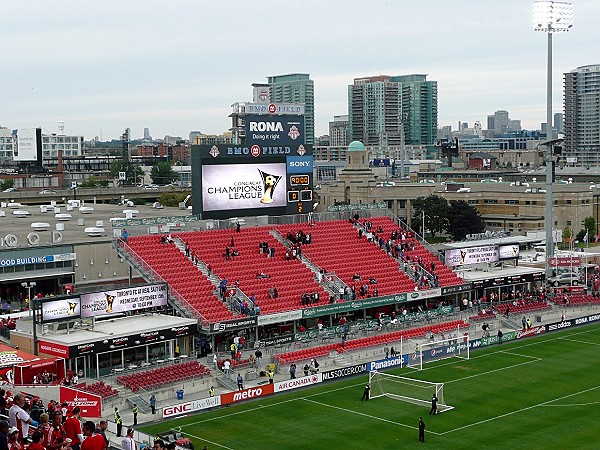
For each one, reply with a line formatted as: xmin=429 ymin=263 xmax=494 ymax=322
xmin=45 ymin=412 xmax=67 ymax=450
xmin=26 ymin=431 xmax=45 ymax=450
xmin=63 ymin=407 xmax=83 ymax=450
xmin=80 ymin=422 xmax=106 ymax=450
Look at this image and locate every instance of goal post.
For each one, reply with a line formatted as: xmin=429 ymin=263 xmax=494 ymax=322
xmin=369 ymin=371 xmax=453 ymax=413
xmin=406 ymin=333 xmax=470 ymax=371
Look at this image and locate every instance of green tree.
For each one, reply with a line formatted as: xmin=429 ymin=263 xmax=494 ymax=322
xmin=0 ymin=179 xmax=15 ymax=190
xmin=78 ymin=177 xmax=108 ymax=188
xmin=151 ymin=162 xmax=178 ymax=186
xmin=447 ymin=200 xmax=484 ymax=241
xmin=412 ymin=195 xmax=450 ymax=239
xmin=584 ymin=216 xmax=596 ymax=242
xmin=109 ymin=161 xmax=144 ymax=185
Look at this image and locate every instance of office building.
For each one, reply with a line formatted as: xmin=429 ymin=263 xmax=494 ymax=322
xmin=564 ymin=64 xmax=600 ymax=165
xmin=267 ymin=73 xmax=315 ymax=145
xmin=329 ymin=115 xmax=349 ymax=147
xmin=348 ymin=74 xmax=438 ymax=147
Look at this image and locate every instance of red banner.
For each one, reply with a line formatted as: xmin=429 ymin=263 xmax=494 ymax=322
xmin=59 ymin=386 xmax=102 ymax=418
xmin=220 ymin=384 xmax=274 ymax=406
xmin=548 ymin=257 xmax=581 ymax=267
xmin=38 ymin=341 xmax=70 ymax=358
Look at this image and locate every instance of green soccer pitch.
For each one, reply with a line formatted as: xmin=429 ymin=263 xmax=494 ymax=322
xmin=140 ymin=323 xmax=600 ymax=449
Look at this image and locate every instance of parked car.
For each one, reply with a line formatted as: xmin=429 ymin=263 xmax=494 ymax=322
xmin=2 ymin=188 xmax=19 ymax=193
xmin=547 ymin=272 xmax=580 ymax=287
xmin=144 ymin=184 xmax=159 ymax=190
xmin=38 ymin=189 xmax=57 ymax=194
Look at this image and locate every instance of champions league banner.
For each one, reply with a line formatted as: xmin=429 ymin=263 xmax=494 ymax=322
xmin=80 ymin=283 xmax=168 ymax=318
xmin=201 ymin=163 xmax=287 ymax=211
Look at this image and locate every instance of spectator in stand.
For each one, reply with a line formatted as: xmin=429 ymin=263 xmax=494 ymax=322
xmin=8 ymin=394 xmax=37 ymax=442
xmin=63 ymin=407 xmax=83 ymax=450
xmin=46 ymin=411 xmax=67 ymax=450
xmin=27 ymin=432 xmax=45 ymax=450
xmin=121 ymin=429 xmax=136 ymax=450
xmin=37 ymin=414 xmax=50 ymax=445
xmin=82 ymin=421 xmax=107 ymax=450
xmin=0 ymin=420 xmax=8 ymax=450
xmin=7 ymin=428 xmax=20 ymax=450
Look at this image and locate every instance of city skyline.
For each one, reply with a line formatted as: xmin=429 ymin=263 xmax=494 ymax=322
xmin=1 ymin=0 xmax=596 ymax=141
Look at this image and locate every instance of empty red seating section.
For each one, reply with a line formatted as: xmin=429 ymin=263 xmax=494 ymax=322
xmin=125 ymin=218 xmax=464 ymax=323
xmin=177 ymin=227 xmax=329 ymax=315
xmin=116 ymin=361 xmax=211 ymax=392
xmin=366 ymin=217 xmax=464 ymax=287
xmin=275 ymin=320 xmax=470 ymax=365
xmin=279 ymin=220 xmax=418 ymax=297
xmin=549 ymin=294 xmax=600 ymax=306
xmin=79 ymin=381 xmax=118 ymax=399
xmin=126 ymin=235 xmax=234 ymax=322
xmin=502 ymin=301 xmax=552 ymax=314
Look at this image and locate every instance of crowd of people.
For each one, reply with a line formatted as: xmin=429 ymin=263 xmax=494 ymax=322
xmin=0 ymin=390 xmax=111 ymax=450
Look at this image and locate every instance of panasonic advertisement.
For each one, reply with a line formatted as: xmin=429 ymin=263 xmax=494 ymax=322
xmin=201 ymin=163 xmax=287 ymax=211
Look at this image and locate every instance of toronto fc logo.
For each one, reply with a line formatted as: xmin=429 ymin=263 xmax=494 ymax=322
xmin=209 ymin=146 xmax=220 ymax=158
xmin=288 ymin=125 xmax=300 ymax=140
xmin=297 ymin=145 xmax=306 ymax=156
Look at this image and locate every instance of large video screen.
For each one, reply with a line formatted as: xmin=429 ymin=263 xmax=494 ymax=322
xmin=192 ymin=144 xmax=313 ymax=220
xmin=201 ymin=163 xmax=287 ymax=212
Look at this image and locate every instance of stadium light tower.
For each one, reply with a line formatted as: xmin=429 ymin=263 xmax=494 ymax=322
xmin=533 ymin=0 xmax=573 ymax=275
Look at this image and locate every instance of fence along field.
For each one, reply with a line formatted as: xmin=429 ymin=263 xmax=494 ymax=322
xmin=140 ymin=323 xmax=600 ymax=449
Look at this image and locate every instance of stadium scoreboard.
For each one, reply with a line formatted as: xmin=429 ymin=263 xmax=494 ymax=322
xmin=191 ymin=144 xmax=313 ymax=220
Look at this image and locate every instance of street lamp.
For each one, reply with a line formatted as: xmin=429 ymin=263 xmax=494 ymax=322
xmin=532 ymin=0 xmax=573 ymax=277
xmin=21 ymin=282 xmax=38 ymax=355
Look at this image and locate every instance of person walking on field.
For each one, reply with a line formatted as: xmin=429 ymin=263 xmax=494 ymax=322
xmin=361 ymin=383 xmax=370 ymax=401
xmin=418 ymin=417 xmax=426 ymax=442
xmin=429 ymin=393 xmax=438 ymax=415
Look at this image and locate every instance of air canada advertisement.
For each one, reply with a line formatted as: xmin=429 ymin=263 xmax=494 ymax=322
xmin=80 ymin=284 xmax=168 ymax=318
xmin=201 ymin=163 xmax=287 ymax=211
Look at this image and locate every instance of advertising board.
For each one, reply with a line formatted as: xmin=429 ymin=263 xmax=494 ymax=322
xmin=14 ymin=128 xmax=38 ymax=161
xmin=40 ymin=297 xmax=81 ymax=323
xmin=499 ymin=245 xmax=520 ymax=259
xmin=201 ymin=163 xmax=287 ymax=212
xmin=162 ymin=396 xmax=221 ymax=418
xmin=245 ymin=115 xmax=305 ymax=146
xmin=274 ymin=374 xmax=322 ymax=393
xmin=80 ymin=284 xmax=168 ymax=318
xmin=60 ymin=386 xmax=102 ymax=417
xmin=220 ymin=385 xmax=274 ymax=405
xmin=445 ymin=245 xmax=500 ymax=267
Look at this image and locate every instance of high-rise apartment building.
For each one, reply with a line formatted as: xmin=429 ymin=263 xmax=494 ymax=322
xmin=347 ymin=74 xmax=437 ymax=146
xmin=564 ymin=65 xmax=600 ymax=165
xmin=329 ymin=115 xmax=348 ymax=147
xmin=267 ymin=73 xmax=314 ymax=145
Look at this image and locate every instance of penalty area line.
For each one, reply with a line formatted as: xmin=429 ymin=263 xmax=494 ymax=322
xmin=440 ymin=384 xmax=600 ymax=435
xmin=302 ymin=398 xmax=443 ymax=436
xmin=180 ymin=432 xmax=234 ymax=450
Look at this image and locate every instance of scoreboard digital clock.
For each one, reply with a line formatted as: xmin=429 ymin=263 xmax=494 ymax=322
xmin=290 ymin=175 xmax=310 ymax=186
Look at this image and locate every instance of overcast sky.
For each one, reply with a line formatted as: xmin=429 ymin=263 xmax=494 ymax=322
xmin=1 ymin=0 xmax=596 ymax=141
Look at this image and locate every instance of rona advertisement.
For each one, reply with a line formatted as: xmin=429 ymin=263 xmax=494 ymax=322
xmin=201 ymin=163 xmax=287 ymax=211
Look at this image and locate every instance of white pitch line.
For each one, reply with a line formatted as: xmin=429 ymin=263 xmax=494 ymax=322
xmin=559 ymin=337 xmax=600 ymax=346
xmin=181 ymin=432 xmax=234 ymax=450
xmin=497 ymin=350 xmax=541 ymax=360
xmin=302 ymin=398 xmax=442 ymax=436
xmin=440 ymin=383 xmax=600 ymax=435
xmin=445 ymin=357 xmax=540 ymax=384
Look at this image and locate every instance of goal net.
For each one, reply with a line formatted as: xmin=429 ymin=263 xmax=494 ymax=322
xmin=406 ymin=334 xmax=470 ymax=371
xmin=369 ymin=371 xmax=453 ymax=413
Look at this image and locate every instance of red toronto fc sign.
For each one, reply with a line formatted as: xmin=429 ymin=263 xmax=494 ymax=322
xmin=251 ymin=145 xmax=261 ymax=157
xmin=548 ymin=257 xmax=581 ymax=267
xmin=38 ymin=341 xmax=70 ymax=358
xmin=60 ymin=386 xmax=102 ymax=417
xmin=220 ymin=384 xmax=274 ymax=405
xmin=268 ymin=103 xmax=277 ymax=114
